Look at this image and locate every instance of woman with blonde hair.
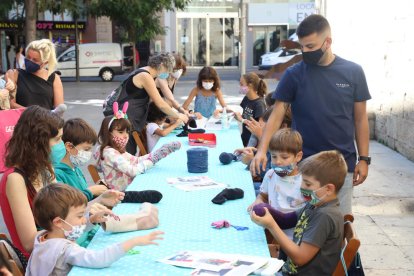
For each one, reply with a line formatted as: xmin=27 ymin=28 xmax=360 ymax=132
xmin=6 ymin=39 xmax=64 ymax=110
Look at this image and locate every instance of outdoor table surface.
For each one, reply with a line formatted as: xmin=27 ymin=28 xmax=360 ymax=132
xmin=70 ymin=124 xmax=270 ymax=275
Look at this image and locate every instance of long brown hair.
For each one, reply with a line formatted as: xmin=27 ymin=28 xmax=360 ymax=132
xmin=243 ymin=72 xmax=267 ymax=98
xmin=5 ymin=105 xmax=64 ymax=183
xmin=196 ymin=66 xmax=221 ymax=92
xmin=98 ymin=116 xmax=132 ymax=159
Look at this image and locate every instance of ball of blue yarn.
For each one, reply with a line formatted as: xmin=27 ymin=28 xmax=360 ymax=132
xmin=219 ymin=152 xmax=237 ymax=165
xmin=187 ymin=147 xmax=208 ymax=173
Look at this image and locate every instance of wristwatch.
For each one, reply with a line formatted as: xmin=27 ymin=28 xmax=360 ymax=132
xmin=358 ymin=156 xmax=371 ymax=165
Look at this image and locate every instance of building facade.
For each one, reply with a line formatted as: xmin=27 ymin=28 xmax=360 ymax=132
xmin=160 ymin=0 xmax=314 ymax=70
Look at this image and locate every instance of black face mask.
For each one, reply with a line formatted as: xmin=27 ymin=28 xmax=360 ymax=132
xmin=301 ymin=42 xmax=326 ymax=65
xmin=24 ymin=58 xmax=41 ymax=73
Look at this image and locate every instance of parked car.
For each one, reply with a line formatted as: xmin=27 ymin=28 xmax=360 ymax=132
xmin=56 ymin=43 xmax=128 ymax=81
xmin=258 ymin=33 xmax=301 ymax=70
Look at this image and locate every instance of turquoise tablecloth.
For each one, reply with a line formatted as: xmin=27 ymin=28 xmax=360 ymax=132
xmin=70 ymin=124 xmax=269 ymax=275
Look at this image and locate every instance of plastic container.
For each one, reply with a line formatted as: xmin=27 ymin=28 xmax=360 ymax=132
xmin=188 ymin=133 xmax=217 ymax=147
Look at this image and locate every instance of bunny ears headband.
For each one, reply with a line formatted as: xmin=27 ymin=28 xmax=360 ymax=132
xmin=108 ymin=102 xmax=129 ymax=129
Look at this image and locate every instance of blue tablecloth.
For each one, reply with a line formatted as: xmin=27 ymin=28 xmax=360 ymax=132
xmin=70 ymin=125 xmax=269 ymax=275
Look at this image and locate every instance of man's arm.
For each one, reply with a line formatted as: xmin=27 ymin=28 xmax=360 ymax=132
xmin=250 ymin=101 xmax=288 ymax=176
xmin=353 ymin=101 xmax=370 ymax=185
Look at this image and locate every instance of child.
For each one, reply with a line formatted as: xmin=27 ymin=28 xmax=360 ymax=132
xmin=182 ymin=66 xmax=227 ymax=118
xmin=0 ymin=78 xmax=15 ymax=110
xmin=234 ymin=72 xmax=267 ymax=146
xmin=26 ymin=184 xmax=163 ymax=275
xmin=248 ymin=128 xmax=305 ymax=239
xmin=145 ymin=102 xmax=183 ymax=152
xmin=95 ymin=103 xmax=181 ymax=192
xmin=55 ymin=118 xmax=108 ymax=201
xmin=251 ymin=150 xmax=347 ymax=275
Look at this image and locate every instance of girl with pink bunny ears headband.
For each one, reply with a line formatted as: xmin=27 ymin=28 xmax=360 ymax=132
xmin=108 ymin=102 xmax=129 ymax=129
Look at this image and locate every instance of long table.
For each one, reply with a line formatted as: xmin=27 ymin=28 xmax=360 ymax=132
xmin=70 ymin=124 xmax=269 ymax=275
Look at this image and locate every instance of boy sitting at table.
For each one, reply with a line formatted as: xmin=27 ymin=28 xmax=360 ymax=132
xmin=247 ymin=128 xmax=305 ymax=239
xmin=251 ymin=150 xmax=346 ymax=275
xmin=54 ymin=118 xmax=109 ymax=200
xmin=26 ymin=184 xmax=163 ymax=276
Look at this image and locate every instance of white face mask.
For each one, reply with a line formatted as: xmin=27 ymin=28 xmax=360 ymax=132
xmin=60 ymin=219 xmax=86 ymax=241
xmin=69 ymin=148 xmax=92 ymax=167
xmin=171 ymin=69 xmax=183 ymax=79
xmin=202 ymin=81 xmax=214 ymax=90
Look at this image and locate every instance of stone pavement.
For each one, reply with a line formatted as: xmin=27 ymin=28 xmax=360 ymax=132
xmin=352 ymin=141 xmax=414 ymax=275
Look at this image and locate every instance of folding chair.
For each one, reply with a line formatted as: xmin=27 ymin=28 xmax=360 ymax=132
xmin=0 ymin=234 xmax=24 ymax=276
xmin=132 ymin=130 xmax=148 ymax=156
xmin=333 ymin=214 xmax=361 ymax=276
xmin=87 ymin=164 xmax=102 ymax=184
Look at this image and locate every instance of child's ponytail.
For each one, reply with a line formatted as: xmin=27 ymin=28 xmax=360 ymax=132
xmin=243 ymin=72 xmax=268 ymax=98
xmin=257 ymin=78 xmax=268 ymax=98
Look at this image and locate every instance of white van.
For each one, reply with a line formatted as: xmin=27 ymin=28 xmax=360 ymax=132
xmin=56 ymin=43 xmax=124 ymax=81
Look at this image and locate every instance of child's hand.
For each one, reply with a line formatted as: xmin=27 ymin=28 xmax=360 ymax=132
xmin=240 ymin=147 xmax=256 ymax=165
xmin=134 ymin=230 xmax=164 ymax=246
xmin=89 ymin=203 xmax=117 ymax=224
xmin=235 ymin=112 xmax=243 ymax=122
xmin=194 ymin=112 xmax=203 ymax=120
xmin=0 ymin=89 xmax=8 ymax=100
xmin=245 ymin=118 xmax=265 ymax=139
xmin=178 ymin=113 xmax=189 ymax=124
xmin=5 ymin=80 xmax=15 ymax=92
xmin=247 ymin=202 xmax=256 ymax=213
xmin=89 ymin=184 xmax=108 ymax=196
xmin=250 ymin=207 xmax=277 ymax=229
xmin=213 ymin=109 xmax=221 ymax=118
xmin=98 ymin=189 xmax=125 ymax=207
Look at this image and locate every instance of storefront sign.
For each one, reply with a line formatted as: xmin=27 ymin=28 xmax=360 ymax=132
xmin=36 ymin=21 xmax=86 ymax=31
xmin=0 ymin=21 xmax=23 ymax=30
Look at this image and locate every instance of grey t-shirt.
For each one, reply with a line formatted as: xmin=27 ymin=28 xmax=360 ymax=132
xmin=282 ymin=198 xmax=343 ymax=275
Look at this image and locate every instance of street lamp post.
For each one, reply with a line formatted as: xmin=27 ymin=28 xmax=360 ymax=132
xmin=75 ymin=16 xmax=80 ymax=82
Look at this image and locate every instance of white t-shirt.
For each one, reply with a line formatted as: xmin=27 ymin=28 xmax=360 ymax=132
xmin=260 ymin=170 xmax=305 ymax=238
xmin=146 ymin=122 xmax=161 ymax=152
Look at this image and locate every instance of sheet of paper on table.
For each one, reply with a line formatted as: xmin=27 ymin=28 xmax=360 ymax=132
xmin=158 ymin=251 xmax=282 ymax=276
xmin=166 ymin=176 xmax=228 ymax=191
xmin=191 ymin=256 xmax=284 ymax=276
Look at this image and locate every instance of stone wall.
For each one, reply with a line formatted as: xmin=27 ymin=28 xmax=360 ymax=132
xmin=320 ymin=0 xmax=414 ymax=160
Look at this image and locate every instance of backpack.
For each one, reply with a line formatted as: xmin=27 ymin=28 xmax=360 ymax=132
xmin=102 ymin=69 xmax=142 ymax=116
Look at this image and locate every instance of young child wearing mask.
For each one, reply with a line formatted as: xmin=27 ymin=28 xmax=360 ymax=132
xmin=251 ymin=150 xmax=347 ymax=275
xmin=234 ymin=72 xmax=267 ymax=146
xmin=26 ymin=184 xmax=163 ymax=275
xmin=247 ymin=128 xmax=305 ymax=239
xmin=54 ymin=118 xmax=108 ymax=201
xmin=182 ymin=66 xmax=227 ymax=119
xmin=95 ymin=102 xmax=181 ymax=192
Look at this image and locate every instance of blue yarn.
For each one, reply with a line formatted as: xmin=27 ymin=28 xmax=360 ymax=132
xmin=187 ymin=147 xmax=208 ymax=173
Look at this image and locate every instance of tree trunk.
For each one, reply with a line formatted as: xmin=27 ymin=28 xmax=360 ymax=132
xmin=25 ymin=0 xmax=37 ymax=44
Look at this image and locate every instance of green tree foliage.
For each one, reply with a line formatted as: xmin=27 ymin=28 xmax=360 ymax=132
xmin=87 ymin=0 xmax=191 ymax=41
xmin=0 ymin=0 xmax=24 ymax=20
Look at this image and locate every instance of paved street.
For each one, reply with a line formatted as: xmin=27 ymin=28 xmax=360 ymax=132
xmin=60 ymin=73 xmax=414 ymax=275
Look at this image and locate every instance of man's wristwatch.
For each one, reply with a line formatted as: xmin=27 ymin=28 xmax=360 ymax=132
xmin=358 ymin=156 xmax=371 ymax=165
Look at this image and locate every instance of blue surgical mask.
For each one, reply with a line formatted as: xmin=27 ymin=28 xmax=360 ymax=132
xmin=24 ymin=58 xmax=41 ymax=73
xmin=50 ymin=141 xmax=66 ymax=165
xmin=271 ymin=163 xmax=295 ymax=177
xmin=158 ymin=72 xmax=169 ymax=79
